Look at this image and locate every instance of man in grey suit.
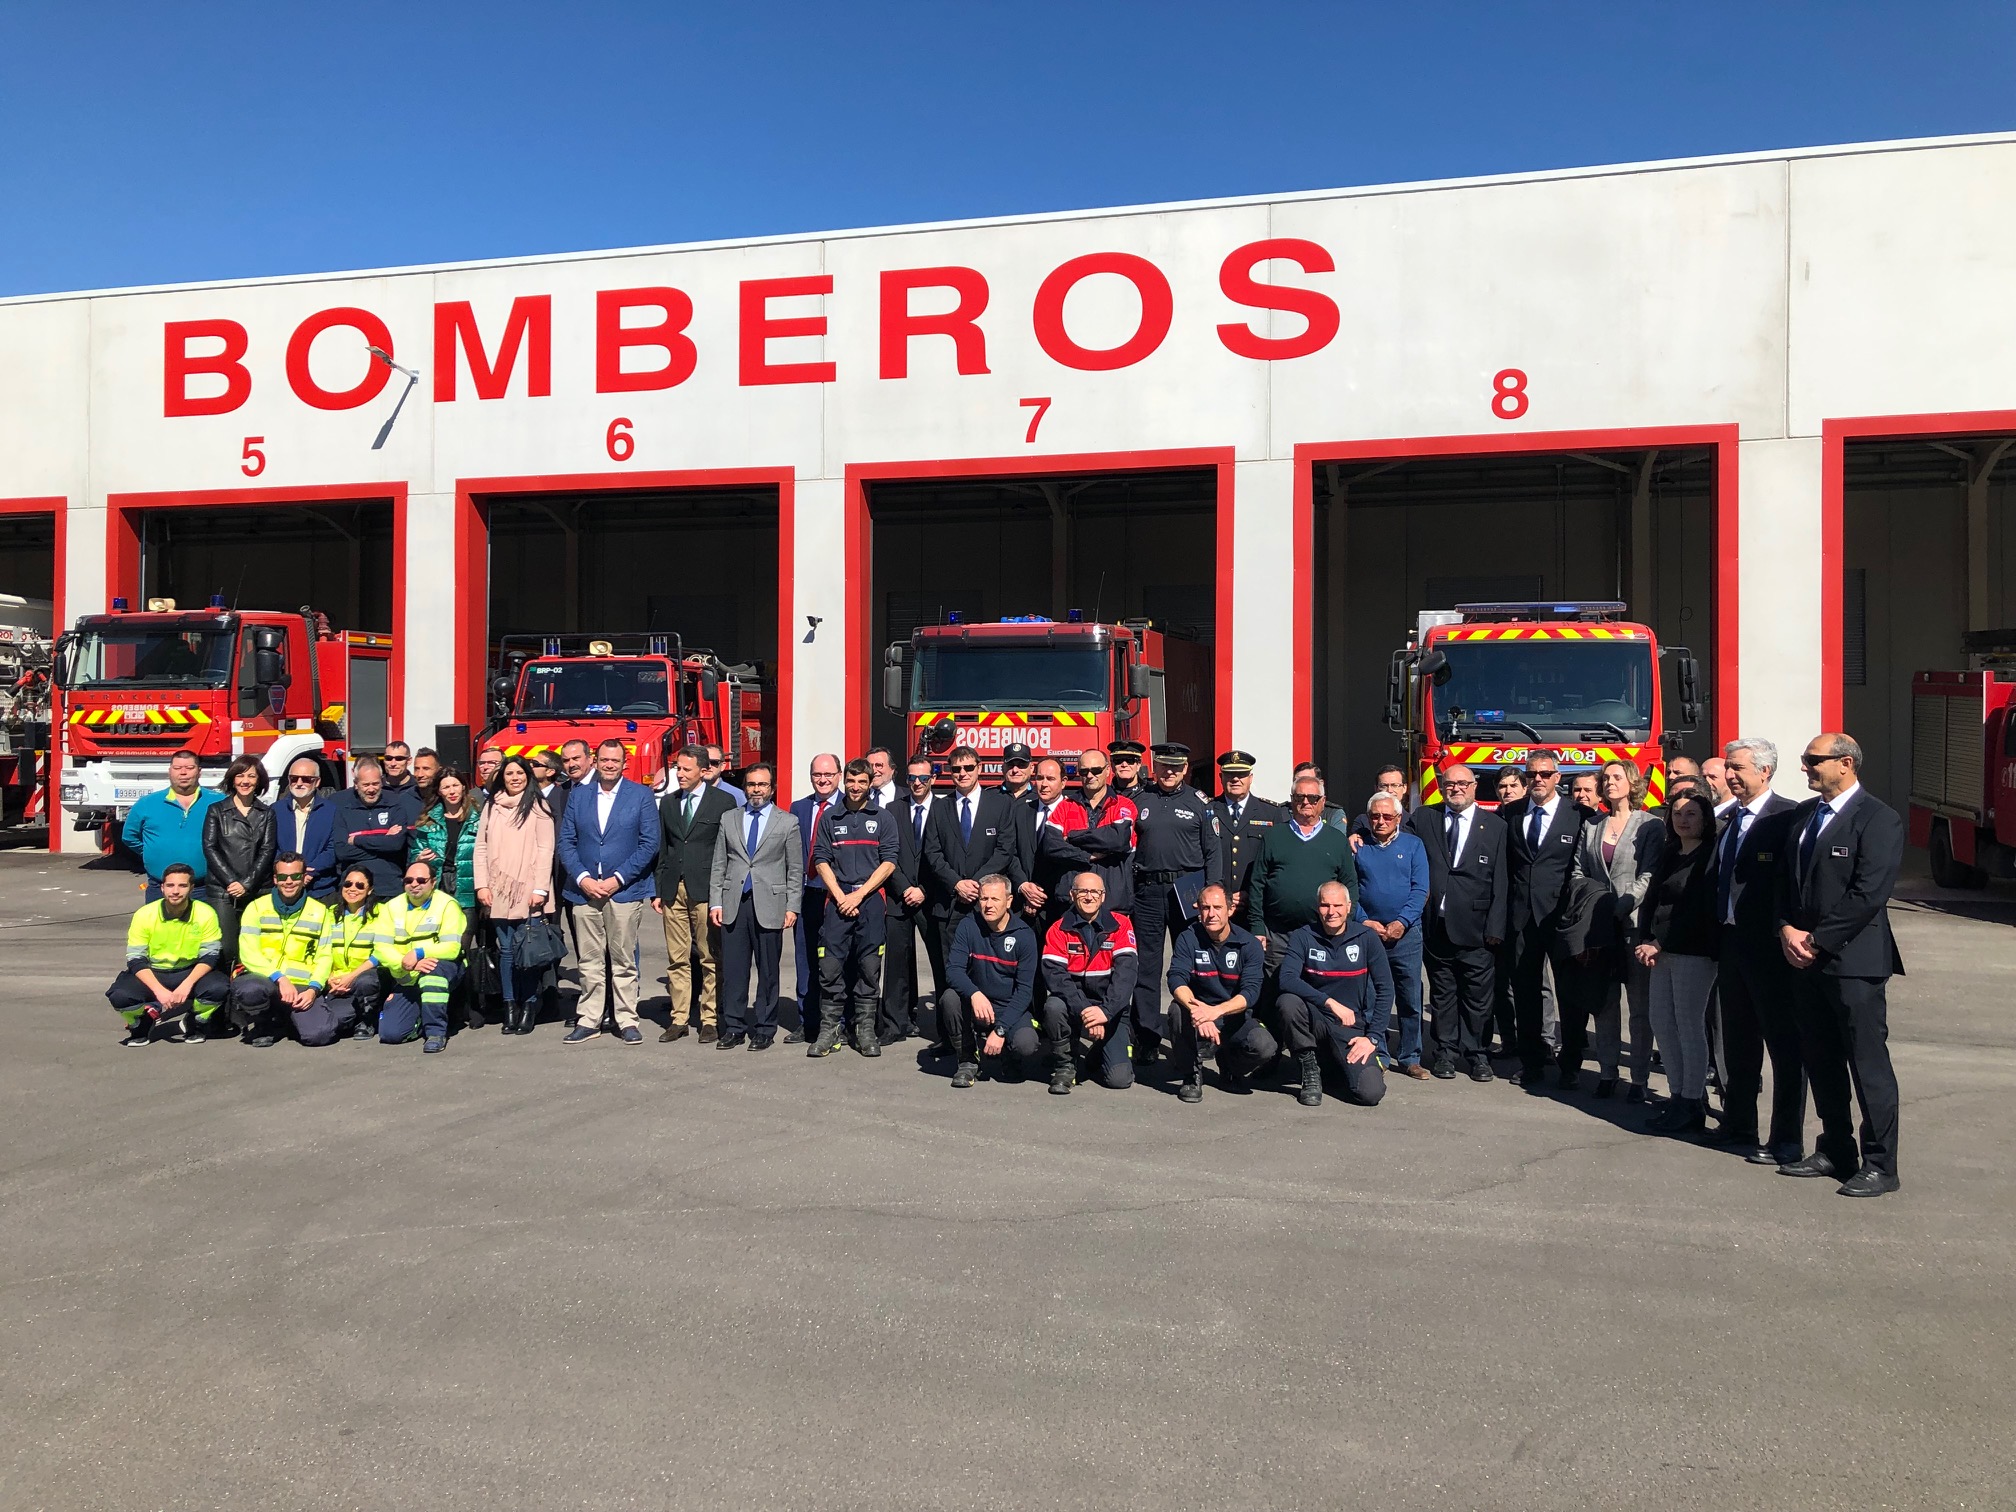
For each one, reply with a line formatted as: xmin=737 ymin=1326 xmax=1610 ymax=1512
xmin=709 ymin=763 xmax=803 ymax=1050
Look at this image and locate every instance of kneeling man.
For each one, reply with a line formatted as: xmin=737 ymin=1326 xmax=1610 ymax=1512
xmin=1038 ymin=872 xmax=1140 ymax=1094
xmin=1276 ymin=881 xmax=1390 ymax=1109
xmin=941 ymin=873 xmax=1041 ymax=1087
xmin=1168 ymin=883 xmax=1276 ymax=1103
xmin=230 ymin=853 xmax=337 ymax=1047
xmin=107 ymin=862 xmax=226 ymax=1044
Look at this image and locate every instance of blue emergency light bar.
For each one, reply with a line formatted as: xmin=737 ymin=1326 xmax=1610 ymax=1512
xmin=999 ymin=615 xmax=1053 ymax=624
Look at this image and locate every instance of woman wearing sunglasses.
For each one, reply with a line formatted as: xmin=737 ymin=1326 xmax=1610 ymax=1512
xmin=328 ymin=864 xmax=390 ymax=1042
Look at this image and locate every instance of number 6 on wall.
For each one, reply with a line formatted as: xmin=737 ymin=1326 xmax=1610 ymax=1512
xmin=606 ymin=417 xmax=635 ymax=462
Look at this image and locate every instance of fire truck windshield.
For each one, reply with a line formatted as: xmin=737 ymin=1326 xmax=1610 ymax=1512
xmin=59 ymin=625 xmax=236 ymax=690
xmin=516 ymin=660 xmax=672 ymax=717
xmin=1429 ymin=641 xmax=1655 ymax=738
xmin=911 ymin=643 xmax=1108 ymax=711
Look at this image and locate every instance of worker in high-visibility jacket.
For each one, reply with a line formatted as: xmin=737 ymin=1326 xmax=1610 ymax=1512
xmin=230 ymin=851 xmax=336 ymax=1048
xmin=377 ymin=857 xmax=467 ymax=1054
xmin=325 ymin=863 xmax=391 ymax=1042
xmin=107 ymin=862 xmax=227 ymax=1045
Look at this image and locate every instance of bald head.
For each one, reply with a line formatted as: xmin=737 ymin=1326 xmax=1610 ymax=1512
xmin=1441 ymin=763 xmax=1478 ymax=812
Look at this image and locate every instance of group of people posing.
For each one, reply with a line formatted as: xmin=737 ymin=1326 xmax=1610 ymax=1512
xmin=108 ymin=728 xmax=1905 ymax=1197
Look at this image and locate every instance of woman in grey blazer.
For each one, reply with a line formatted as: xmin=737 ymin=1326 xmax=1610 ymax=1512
xmin=1565 ymin=759 xmax=1665 ymax=1098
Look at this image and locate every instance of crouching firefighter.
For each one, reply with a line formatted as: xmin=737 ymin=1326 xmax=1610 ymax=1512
xmin=230 ymin=851 xmax=336 ymax=1047
xmin=941 ymin=873 xmax=1041 ymax=1088
xmin=379 ymin=859 xmax=467 ymax=1054
xmin=1275 ymin=881 xmax=1391 ymax=1109
xmin=810 ymin=758 xmax=899 ymax=1058
xmin=1167 ymin=882 xmax=1276 ymax=1103
xmin=107 ymin=862 xmax=227 ymax=1044
xmin=1038 ymin=871 xmax=1140 ymax=1094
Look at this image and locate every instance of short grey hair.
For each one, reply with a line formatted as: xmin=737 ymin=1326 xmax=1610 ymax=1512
xmin=977 ymin=873 xmax=1013 ymax=895
xmin=1822 ymin=732 xmax=1864 ymax=767
xmin=1292 ymin=775 xmax=1325 ymax=797
xmin=1723 ymin=736 xmax=1778 ymax=775
xmin=352 ymin=756 xmax=383 ymax=778
xmin=1365 ymin=792 xmax=1403 ymax=815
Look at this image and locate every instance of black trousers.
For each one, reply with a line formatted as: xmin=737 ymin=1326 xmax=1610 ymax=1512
xmin=1040 ymin=992 xmax=1133 ymax=1087
xmin=882 ymin=900 xmax=945 ymax=1040
xmin=1554 ymin=951 xmax=1611 ymax=1073
xmin=1278 ymin=993 xmax=1388 ymax=1105
xmin=818 ymin=894 xmax=885 ymax=1032
xmin=1490 ymin=939 xmax=1517 ymax=1052
xmin=1170 ymin=1006 xmax=1278 ymax=1081
xmin=1128 ymin=880 xmax=1183 ymax=1042
xmin=107 ymin=964 xmax=228 ymax=1023
xmin=720 ymin=903 xmax=783 ymax=1040
xmin=1424 ymin=920 xmax=1495 ymax=1061
xmin=1509 ymin=920 xmax=1572 ymax=1073
xmin=1790 ymin=971 xmax=1900 ymax=1176
xmin=936 ymin=991 xmax=1041 ymax=1070
xmin=1718 ymin=936 xmax=1807 ymax=1149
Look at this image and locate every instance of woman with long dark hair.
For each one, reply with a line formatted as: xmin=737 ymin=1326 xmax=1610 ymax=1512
xmin=472 ymin=754 xmax=558 ymax=1034
xmin=1635 ymin=791 xmax=1722 ymax=1134
xmin=201 ymin=755 xmax=275 ymax=971
xmin=326 ymin=864 xmax=390 ymax=1041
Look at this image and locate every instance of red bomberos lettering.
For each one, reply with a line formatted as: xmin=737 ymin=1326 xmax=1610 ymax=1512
xmin=159 ymin=241 xmax=1340 ymax=417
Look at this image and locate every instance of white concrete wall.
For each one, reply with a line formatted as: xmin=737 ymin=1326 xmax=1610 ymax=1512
xmin=7 ymin=132 xmax=2016 ymax=816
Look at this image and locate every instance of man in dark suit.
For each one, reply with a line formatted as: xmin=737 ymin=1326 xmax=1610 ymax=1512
xmin=881 ymin=753 xmax=944 ymax=1045
xmin=1209 ymin=749 xmax=1284 ymax=918
xmin=922 ymin=743 xmax=1020 ymax=972
xmin=996 ymin=741 xmax=1045 ymax=917
xmin=1714 ymin=736 xmax=1807 ymax=1163
xmin=557 ymin=739 xmax=661 ymax=1044
xmin=1500 ymin=752 xmax=1584 ymax=1086
xmin=1774 ymin=732 xmax=1906 ymax=1197
xmin=787 ymin=754 xmax=842 ymax=1044
xmin=652 ymin=743 xmax=739 ymax=1044
xmin=1406 ymin=765 xmax=1510 ymax=1081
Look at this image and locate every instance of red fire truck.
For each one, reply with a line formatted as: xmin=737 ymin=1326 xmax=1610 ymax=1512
xmin=1386 ymin=601 xmax=1700 ymax=807
xmin=481 ymin=633 xmax=768 ymax=789
xmin=54 ymin=598 xmax=395 ymax=837
xmin=883 ymin=613 xmax=1211 ymax=779
xmin=1906 ymin=631 xmax=2016 ymax=888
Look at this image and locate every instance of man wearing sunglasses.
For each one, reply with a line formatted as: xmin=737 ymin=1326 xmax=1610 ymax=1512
xmin=1129 ymin=743 xmax=1222 ymax=1065
xmin=1405 ymin=765 xmax=1510 ymax=1081
xmin=378 ymin=860 xmax=468 ymax=1054
xmin=379 ymin=742 xmax=415 ymax=794
xmin=279 ymin=757 xmax=338 ymax=898
xmin=1774 ymin=733 xmax=1905 ymax=1197
xmin=1107 ymin=741 xmax=1148 ymax=800
xmin=810 ymin=758 xmax=900 ymax=1057
xmin=229 ymin=851 xmax=337 ymax=1047
xmin=922 ymin=744 xmax=1020 ymax=994
xmin=880 ymin=756 xmax=943 ymax=1045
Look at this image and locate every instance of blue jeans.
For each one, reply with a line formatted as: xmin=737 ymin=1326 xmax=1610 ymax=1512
xmin=1382 ymin=926 xmax=1426 ymax=1065
xmin=492 ymin=918 xmax=547 ymax=1003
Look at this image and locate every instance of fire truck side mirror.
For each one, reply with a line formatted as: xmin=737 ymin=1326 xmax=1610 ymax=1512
xmin=1674 ymin=649 xmax=1703 ymax=729
xmin=50 ymin=633 xmax=71 ymax=688
xmin=701 ymin=668 xmax=720 ymax=702
xmin=1385 ymin=651 xmax=1407 ymax=730
xmin=1417 ymin=648 xmax=1448 ymax=681
xmin=882 ymin=663 xmax=906 ymax=713
xmin=1127 ymin=663 xmax=1159 ymax=700
xmin=489 ymin=675 xmax=514 ymax=717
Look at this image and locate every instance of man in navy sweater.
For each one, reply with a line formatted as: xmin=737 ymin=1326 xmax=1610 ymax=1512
xmin=1353 ymin=791 xmax=1430 ymax=1075
xmin=941 ymin=875 xmax=1041 ymax=1088
xmin=1167 ymin=883 xmax=1274 ymax=1104
xmin=1275 ymin=882 xmax=1392 ymax=1110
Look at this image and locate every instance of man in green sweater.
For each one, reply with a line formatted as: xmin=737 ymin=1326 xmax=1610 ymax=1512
xmin=1245 ymin=773 xmax=1360 ymax=1005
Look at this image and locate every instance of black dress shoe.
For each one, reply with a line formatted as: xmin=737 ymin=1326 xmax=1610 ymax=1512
xmin=783 ymin=1030 xmax=806 ymax=1045
xmin=1777 ymin=1152 xmax=1840 ymax=1179
xmin=1593 ymin=1078 xmax=1616 ymax=1099
xmin=1836 ymin=1168 xmax=1900 ymax=1198
xmin=1431 ymin=1056 xmax=1457 ymax=1080
xmin=746 ymin=1036 xmax=772 ymax=1052
xmin=1466 ymin=1058 xmax=1494 ymax=1083
xmin=1744 ymin=1146 xmax=1784 ymax=1165
xmin=717 ymin=1032 xmax=747 ymax=1050
xmin=1556 ymin=1067 xmax=1581 ymax=1092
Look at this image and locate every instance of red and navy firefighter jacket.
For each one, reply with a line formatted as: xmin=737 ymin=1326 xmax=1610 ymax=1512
xmin=812 ymin=799 xmax=900 ymax=894
xmin=1166 ymin=921 xmax=1265 ymax=1019
xmin=1048 ymin=792 xmax=1138 ymax=912
xmin=1277 ymin=919 xmax=1392 ymax=1043
xmin=1040 ymin=906 xmax=1139 ymax=1014
xmin=946 ymin=913 xmax=1041 ymax=1037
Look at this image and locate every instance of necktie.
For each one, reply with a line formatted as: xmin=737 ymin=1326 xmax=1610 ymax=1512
xmin=1799 ymin=802 xmax=1831 ymax=879
xmin=683 ymin=790 xmax=696 ymax=826
xmin=1718 ymin=809 xmax=1746 ymax=921
xmin=913 ymin=802 xmax=926 ymax=839
xmin=1527 ymin=804 xmax=1544 ymax=851
xmin=1231 ymin=800 xmax=1243 ymax=828
xmin=1038 ymin=803 xmax=1050 ymax=829
xmin=960 ymin=796 xmax=973 ymax=844
xmin=1446 ymin=810 xmax=1462 ymax=865
xmin=742 ymin=809 xmax=759 ymax=893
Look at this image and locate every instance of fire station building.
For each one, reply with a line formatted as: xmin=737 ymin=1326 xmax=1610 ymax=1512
xmin=6 ymin=131 xmax=2016 ymax=851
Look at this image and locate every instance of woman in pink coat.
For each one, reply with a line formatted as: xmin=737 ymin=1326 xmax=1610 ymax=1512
xmin=473 ymin=755 xmax=558 ymax=1035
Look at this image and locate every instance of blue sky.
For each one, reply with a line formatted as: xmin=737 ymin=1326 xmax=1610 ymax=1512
xmin=2 ymin=2 xmax=2010 ymax=297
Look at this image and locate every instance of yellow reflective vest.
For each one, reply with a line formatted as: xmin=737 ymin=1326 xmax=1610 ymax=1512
xmin=126 ymin=898 xmax=224 ymax=971
xmin=379 ymin=891 xmax=467 ymax=984
xmin=238 ymin=893 xmax=332 ymax=989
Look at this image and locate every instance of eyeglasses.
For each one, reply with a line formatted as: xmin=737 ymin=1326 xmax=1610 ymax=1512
xmin=906 ymin=773 xmax=933 ymax=783
xmin=1078 ymin=765 xmax=1107 ymax=775
xmin=403 ymin=876 xmax=431 ymax=886
xmin=949 ymin=763 xmax=978 ymax=774
xmin=1112 ymin=755 xmax=1140 ymax=764
xmin=341 ymin=879 xmax=370 ymax=891
xmin=1071 ymin=887 xmax=1104 ymax=896
xmin=1292 ymin=793 xmax=1324 ymax=805
xmin=1801 ymin=753 xmax=1843 ymax=768
xmin=1443 ymin=779 xmax=1477 ymax=789
xmin=383 ymin=755 xmax=409 ymax=764
xmin=287 ymin=775 xmax=317 ymax=785
xmin=274 ymin=872 xmax=305 ymax=882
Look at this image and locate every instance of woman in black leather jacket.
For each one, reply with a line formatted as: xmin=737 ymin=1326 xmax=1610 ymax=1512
xmin=202 ymin=756 xmax=276 ymax=970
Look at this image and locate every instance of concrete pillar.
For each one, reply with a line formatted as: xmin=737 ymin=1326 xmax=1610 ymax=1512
xmin=1231 ymin=457 xmax=1297 ymax=793
xmin=790 ymin=474 xmax=847 ymax=798
xmin=53 ymin=500 xmax=107 ymax=855
xmin=400 ymin=491 xmax=456 ymax=742
xmin=1736 ymin=437 xmax=1824 ymax=794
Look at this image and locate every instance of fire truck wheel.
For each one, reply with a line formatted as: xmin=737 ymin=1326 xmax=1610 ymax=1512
xmin=1929 ymin=820 xmax=1987 ymax=891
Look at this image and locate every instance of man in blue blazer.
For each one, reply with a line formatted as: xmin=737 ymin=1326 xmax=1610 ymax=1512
xmin=787 ymin=754 xmax=842 ymax=1043
xmin=557 ymin=739 xmax=661 ymax=1044
xmin=277 ymin=755 xmax=340 ymax=898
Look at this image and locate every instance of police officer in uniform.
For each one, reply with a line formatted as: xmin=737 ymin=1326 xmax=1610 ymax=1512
xmin=997 ymin=743 xmax=1037 ymax=803
xmin=1108 ymin=740 xmax=1148 ymax=800
xmin=1129 ymin=743 xmax=1222 ymax=1064
xmin=1167 ymin=883 xmax=1275 ymax=1103
xmin=810 ymin=757 xmax=899 ymax=1058
xmin=1209 ymin=750 xmax=1283 ymax=917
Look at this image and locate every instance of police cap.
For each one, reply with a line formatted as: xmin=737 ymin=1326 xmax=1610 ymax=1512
xmin=1215 ymin=749 xmax=1256 ymax=773
xmin=1108 ymin=740 xmax=1146 ymax=759
xmin=1150 ymin=742 xmax=1191 ymax=766
xmin=1002 ymin=742 xmax=1033 ymax=765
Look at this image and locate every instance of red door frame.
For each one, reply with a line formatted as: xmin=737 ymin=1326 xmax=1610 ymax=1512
xmin=1821 ymin=409 xmax=2016 ymax=731
xmin=1291 ymin=425 xmax=1742 ymax=759
xmin=1 ymin=496 xmax=68 ymax=852
xmin=453 ymin=468 xmax=797 ymax=789
xmin=843 ymin=448 xmax=1239 ymax=762
xmin=105 ymin=483 xmax=410 ymax=735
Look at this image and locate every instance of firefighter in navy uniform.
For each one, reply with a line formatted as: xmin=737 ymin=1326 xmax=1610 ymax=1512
xmin=1128 ymin=743 xmax=1222 ymax=1065
xmin=1209 ymin=750 xmax=1284 ymax=918
xmin=1167 ymin=883 xmax=1276 ymax=1103
xmin=811 ymin=757 xmax=900 ymax=1058
xmin=1107 ymin=740 xmax=1148 ymax=800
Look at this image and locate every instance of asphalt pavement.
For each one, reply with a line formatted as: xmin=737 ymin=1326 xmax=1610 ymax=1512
xmin=1 ymin=848 xmax=2010 ymax=1512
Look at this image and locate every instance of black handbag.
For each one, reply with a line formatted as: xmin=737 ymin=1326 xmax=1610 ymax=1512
xmin=514 ymin=915 xmax=567 ymax=972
